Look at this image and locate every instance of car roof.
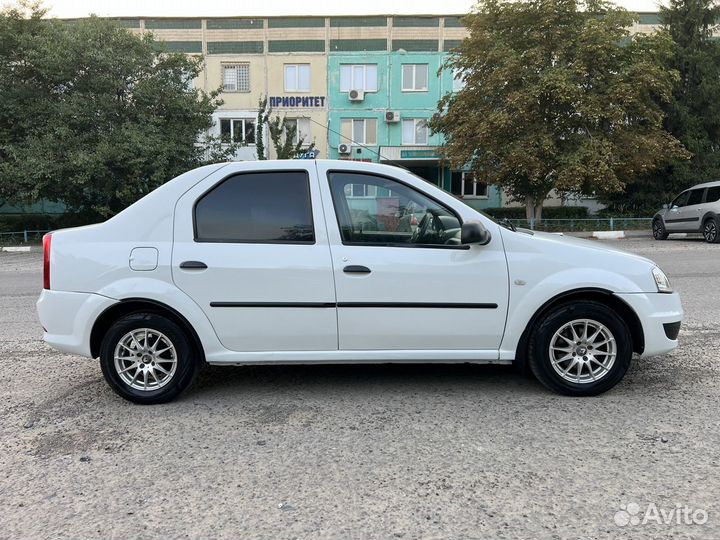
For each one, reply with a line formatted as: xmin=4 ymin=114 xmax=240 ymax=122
xmin=686 ymin=180 xmax=720 ymax=190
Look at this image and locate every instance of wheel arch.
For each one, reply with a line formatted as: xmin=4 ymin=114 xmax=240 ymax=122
xmin=514 ymin=287 xmax=645 ymax=371
xmin=701 ymin=211 xmax=718 ymax=226
xmin=90 ymin=297 xmax=206 ymax=361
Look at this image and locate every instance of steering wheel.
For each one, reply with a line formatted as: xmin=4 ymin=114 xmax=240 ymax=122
xmin=410 ymin=212 xmax=436 ymax=244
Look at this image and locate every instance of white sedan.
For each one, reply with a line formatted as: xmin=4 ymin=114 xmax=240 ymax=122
xmin=37 ymin=160 xmax=682 ymax=403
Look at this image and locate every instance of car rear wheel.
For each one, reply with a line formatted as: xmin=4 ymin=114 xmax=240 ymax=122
xmin=702 ymin=217 xmax=719 ymax=243
xmin=100 ymin=312 xmax=200 ymax=404
xmin=528 ymin=301 xmax=633 ymax=396
xmin=652 ymin=219 xmax=669 ymax=240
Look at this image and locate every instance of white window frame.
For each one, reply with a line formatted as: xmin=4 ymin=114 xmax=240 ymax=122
xmin=401 ymin=64 xmax=429 ymax=92
xmin=284 ymin=64 xmax=311 ymax=92
xmin=340 ymin=64 xmax=379 ymax=93
xmin=452 ymin=68 xmax=465 ymax=92
xmin=284 ymin=118 xmax=312 ymax=145
xmin=341 ymin=118 xmax=377 ymax=145
xmin=219 ymin=118 xmax=256 ymax=145
xmin=401 ymin=118 xmax=429 ymax=145
xmin=345 ymin=184 xmax=379 ymax=198
xmin=458 ymin=171 xmax=488 ymax=199
xmin=222 ymin=63 xmax=250 ymax=93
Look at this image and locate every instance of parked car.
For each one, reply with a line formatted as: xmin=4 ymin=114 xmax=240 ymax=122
xmin=37 ymin=161 xmax=683 ymax=404
xmin=652 ymin=180 xmax=720 ymax=243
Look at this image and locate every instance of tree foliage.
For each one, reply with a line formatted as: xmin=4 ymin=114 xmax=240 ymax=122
xmin=255 ymin=97 xmax=315 ymax=160
xmin=429 ymin=0 xmax=689 ymax=219
xmin=0 ymin=3 xmax=234 ymax=219
xmin=602 ymin=0 xmax=720 ymax=213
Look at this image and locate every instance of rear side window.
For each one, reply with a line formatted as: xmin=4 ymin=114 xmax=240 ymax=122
xmin=688 ymin=188 xmax=705 ymax=206
xmin=194 ymin=171 xmax=314 ymax=243
xmin=706 ymin=186 xmax=720 ymax=203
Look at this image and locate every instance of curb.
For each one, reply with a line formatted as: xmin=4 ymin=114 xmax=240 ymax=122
xmin=0 ymin=246 xmax=33 ymax=252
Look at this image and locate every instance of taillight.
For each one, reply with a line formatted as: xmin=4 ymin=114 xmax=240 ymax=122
xmin=43 ymin=233 xmax=52 ymax=289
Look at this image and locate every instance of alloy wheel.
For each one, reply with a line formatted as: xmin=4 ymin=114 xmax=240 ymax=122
xmin=113 ymin=328 xmax=177 ymax=391
xmin=704 ymin=220 xmax=717 ymax=243
xmin=548 ymin=319 xmax=617 ymax=384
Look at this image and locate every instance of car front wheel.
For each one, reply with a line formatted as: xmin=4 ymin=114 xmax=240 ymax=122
xmin=528 ymin=301 xmax=633 ymax=396
xmin=100 ymin=312 xmax=200 ymax=404
xmin=652 ymin=219 xmax=669 ymax=240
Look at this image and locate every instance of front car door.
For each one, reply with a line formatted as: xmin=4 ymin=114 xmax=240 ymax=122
xmin=316 ymin=162 xmax=508 ymax=357
xmin=171 ymin=163 xmax=337 ymax=352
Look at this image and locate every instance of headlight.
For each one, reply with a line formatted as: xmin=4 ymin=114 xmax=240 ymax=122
xmin=652 ymin=267 xmax=673 ymax=293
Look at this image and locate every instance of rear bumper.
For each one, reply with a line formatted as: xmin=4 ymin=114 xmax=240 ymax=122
xmin=614 ymin=292 xmax=683 ymax=357
xmin=36 ymin=289 xmax=118 ymax=357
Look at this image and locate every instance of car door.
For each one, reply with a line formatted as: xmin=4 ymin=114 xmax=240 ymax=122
xmin=171 ymin=163 xmax=337 ymax=352
xmin=316 ymin=163 xmax=508 ymax=356
xmin=668 ymin=189 xmax=704 ymax=231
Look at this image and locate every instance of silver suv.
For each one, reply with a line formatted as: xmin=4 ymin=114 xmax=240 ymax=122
xmin=653 ymin=181 xmax=720 ymax=243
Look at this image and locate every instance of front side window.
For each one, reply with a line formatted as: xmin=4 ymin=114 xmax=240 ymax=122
xmin=401 ymin=64 xmax=429 ymax=91
xmin=687 ymin=188 xmax=705 ymax=206
xmin=671 ymin=191 xmax=690 ymax=208
xmin=194 ymin=171 xmax=314 ymax=243
xmin=222 ymin=63 xmax=250 ymax=92
xmin=339 ymin=64 xmax=378 ymax=92
xmin=328 ymin=172 xmax=461 ymax=246
xmin=284 ymin=118 xmax=312 ymax=145
xmin=220 ymin=118 xmax=256 ymax=144
xmin=401 ymin=119 xmax=429 ymax=145
xmin=340 ymin=118 xmax=377 ymax=145
xmin=450 ymin=171 xmax=488 ymax=198
xmin=284 ymin=64 xmax=311 ymax=92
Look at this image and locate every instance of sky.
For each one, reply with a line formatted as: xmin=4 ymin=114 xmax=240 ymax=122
xmin=41 ymin=0 xmax=665 ymax=18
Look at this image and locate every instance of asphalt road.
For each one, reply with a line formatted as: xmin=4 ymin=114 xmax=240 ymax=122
xmin=1 ymin=236 xmax=719 ymax=540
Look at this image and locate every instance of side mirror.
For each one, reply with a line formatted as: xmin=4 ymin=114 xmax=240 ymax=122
xmin=662 ymin=204 xmax=669 ymax=210
xmin=461 ymin=221 xmax=491 ymax=245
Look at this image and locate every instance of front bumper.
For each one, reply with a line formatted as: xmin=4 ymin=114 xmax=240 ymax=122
xmin=614 ymin=292 xmax=683 ymax=357
xmin=36 ymin=289 xmax=118 ymax=358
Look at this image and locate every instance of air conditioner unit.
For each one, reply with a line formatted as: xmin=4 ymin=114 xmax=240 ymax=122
xmin=385 ymin=111 xmax=400 ymax=123
xmin=338 ymin=143 xmax=351 ymax=155
xmin=348 ymin=89 xmax=365 ymax=102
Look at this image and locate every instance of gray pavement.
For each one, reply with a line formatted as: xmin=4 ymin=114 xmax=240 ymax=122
xmin=1 ymin=237 xmax=719 ymax=540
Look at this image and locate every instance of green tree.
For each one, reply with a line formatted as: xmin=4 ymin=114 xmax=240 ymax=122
xmin=0 ymin=3 xmax=234 ymax=219
xmin=603 ymin=0 xmax=720 ymax=213
xmin=429 ymin=0 xmax=688 ymax=220
xmin=255 ymin=97 xmax=315 ymax=159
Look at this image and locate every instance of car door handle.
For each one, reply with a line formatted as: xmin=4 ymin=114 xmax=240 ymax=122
xmin=343 ymin=265 xmax=371 ymax=274
xmin=179 ymin=261 xmax=207 ymax=270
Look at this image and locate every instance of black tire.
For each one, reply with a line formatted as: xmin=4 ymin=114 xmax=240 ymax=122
xmin=100 ymin=312 xmax=200 ymax=404
xmin=702 ymin=216 xmax=720 ymax=244
xmin=528 ymin=301 xmax=633 ymax=396
xmin=652 ymin=218 xmax=669 ymax=240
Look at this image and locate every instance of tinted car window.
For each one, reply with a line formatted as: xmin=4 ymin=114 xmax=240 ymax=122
xmin=328 ymin=172 xmax=461 ymax=246
xmin=687 ymin=188 xmax=705 ymax=206
xmin=194 ymin=171 xmax=314 ymax=243
xmin=706 ymin=186 xmax=720 ymax=203
xmin=672 ymin=191 xmax=690 ymax=208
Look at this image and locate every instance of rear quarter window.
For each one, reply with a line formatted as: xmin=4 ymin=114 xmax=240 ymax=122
xmin=194 ymin=171 xmax=314 ymax=243
xmin=706 ymin=186 xmax=720 ymax=203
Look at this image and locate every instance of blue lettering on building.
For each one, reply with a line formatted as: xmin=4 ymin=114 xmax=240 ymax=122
xmin=269 ymin=96 xmax=326 ymax=108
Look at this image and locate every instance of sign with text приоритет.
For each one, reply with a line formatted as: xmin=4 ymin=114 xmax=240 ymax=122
xmin=269 ymin=96 xmax=326 ymax=108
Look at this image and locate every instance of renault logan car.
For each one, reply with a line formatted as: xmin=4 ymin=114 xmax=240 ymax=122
xmin=652 ymin=180 xmax=720 ymax=243
xmin=37 ymin=161 xmax=683 ymax=404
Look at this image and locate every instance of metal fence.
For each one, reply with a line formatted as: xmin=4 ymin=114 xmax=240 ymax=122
xmin=0 ymin=230 xmax=51 ymax=246
xmin=506 ymin=217 xmax=653 ymax=232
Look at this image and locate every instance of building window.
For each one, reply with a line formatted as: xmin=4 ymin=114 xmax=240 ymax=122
xmin=451 ymin=171 xmax=488 ymax=198
xmin=340 ymin=64 xmax=378 ymax=92
xmin=194 ymin=171 xmax=314 ymax=244
xmin=222 ymin=64 xmax=250 ymax=92
xmin=340 ymin=118 xmax=377 ymax=145
xmin=285 ymin=118 xmax=312 ymax=145
xmin=401 ymin=119 xmax=428 ymax=145
xmin=220 ymin=118 xmax=256 ymax=144
xmin=284 ymin=64 xmax=311 ymax=92
xmin=452 ymin=68 xmax=465 ymax=92
xmin=401 ymin=64 xmax=428 ymax=91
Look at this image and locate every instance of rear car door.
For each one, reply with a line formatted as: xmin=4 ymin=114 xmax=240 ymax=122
xmin=672 ymin=188 xmax=705 ymax=231
xmin=316 ymin=163 xmax=508 ymax=355
xmin=171 ymin=163 xmax=337 ymax=352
